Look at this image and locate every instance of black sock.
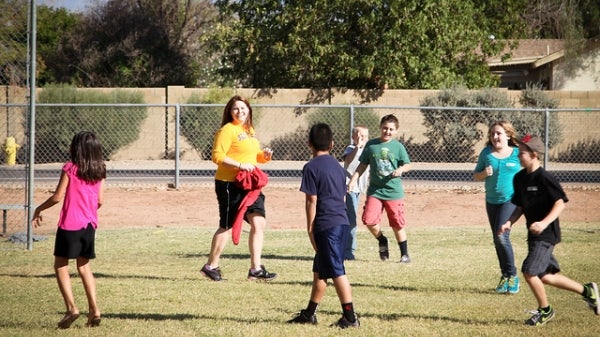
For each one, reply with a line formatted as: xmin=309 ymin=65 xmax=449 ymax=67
xmin=306 ymin=300 xmax=319 ymax=316
xmin=582 ymin=284 xmax=589 ymax=297
xmin=540 ymin=305 xmax=551 ymax=313
xmin=399 ymin=240 xmax=408 ymax=256
xmin=342 ymin=302 xmax=356 ymax=322
xmin=376 ymin=233 xmax=387 ymax=243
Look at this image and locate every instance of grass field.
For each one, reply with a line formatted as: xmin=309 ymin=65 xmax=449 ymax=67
xmin=1 ymin=223 xmax=599 ymax=337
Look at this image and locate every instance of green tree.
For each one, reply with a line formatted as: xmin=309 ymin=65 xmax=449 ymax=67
xmin=35 ymin=85 xmax=147 ymax=163
xmin=51 ymin=0 xmax=218 ymax=87
xmin=36 ymin=5 xmax=81 ymax=85
xmin=0 ymin=0 xmax=28 ymax=85
xmin=212 ymin=0 xmax=504 ymax=91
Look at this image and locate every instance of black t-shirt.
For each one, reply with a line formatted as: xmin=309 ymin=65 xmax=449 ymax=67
xmin=511 ymin=166 xmax=568 ymax=244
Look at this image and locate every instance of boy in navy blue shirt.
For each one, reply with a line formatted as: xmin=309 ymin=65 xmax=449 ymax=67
xmin=287 ymin=123 xmax=359 ymax=328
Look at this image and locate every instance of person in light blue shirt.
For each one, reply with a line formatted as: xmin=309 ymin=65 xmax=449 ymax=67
xmin=474 ymin=121 xmax=521 ymax=294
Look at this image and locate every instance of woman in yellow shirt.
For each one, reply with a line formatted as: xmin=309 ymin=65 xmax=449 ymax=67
xmin=200 ymin=95 xmax=277 ymax=281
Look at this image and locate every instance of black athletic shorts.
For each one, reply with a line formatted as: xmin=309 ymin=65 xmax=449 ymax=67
xmin=215 ymin=180 xmax=266 ymax=229
xmin=53 ymin=223 xmax=96 ymax=259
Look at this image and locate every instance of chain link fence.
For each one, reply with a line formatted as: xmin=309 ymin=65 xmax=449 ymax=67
xmin=0 ymin=1 xmax=30 ymax=246
xmin=2 ymin=102 xmax=600 ymax=244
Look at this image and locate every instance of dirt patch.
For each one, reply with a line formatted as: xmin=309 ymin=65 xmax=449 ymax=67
xmin=29 ymin=185 xmax=600 ymax=234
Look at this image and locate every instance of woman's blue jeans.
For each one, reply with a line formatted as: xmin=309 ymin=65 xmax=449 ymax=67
xmin=486 ymin=202 xmax=518 ymax=277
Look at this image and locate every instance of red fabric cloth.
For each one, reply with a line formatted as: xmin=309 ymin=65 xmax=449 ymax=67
xmin=232 ymin=167 xmax=269 ymax=245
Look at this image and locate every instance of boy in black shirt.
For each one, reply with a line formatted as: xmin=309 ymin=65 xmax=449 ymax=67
xmin=498 ymin=135 xmax=598 ymax=326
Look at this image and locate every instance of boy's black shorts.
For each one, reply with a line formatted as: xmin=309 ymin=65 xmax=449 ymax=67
xmin=522 ymin=240 xmax=560 ymax=277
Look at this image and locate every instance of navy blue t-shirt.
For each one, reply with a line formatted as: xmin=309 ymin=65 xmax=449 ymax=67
xmin=300 ymin=154 xmax=348 ymax=232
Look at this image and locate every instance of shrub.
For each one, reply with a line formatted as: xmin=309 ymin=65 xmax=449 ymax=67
xmin=180 ymin=88 xmax=234 ymax=160
xmin=307 ymin=106 xmax=380 ymax=160
xmin=556 ymin=138 xmax=600 ymax=163
xmin=420 ymin=86 xmax=563 ymax=162
xmin=35 ymin=85 xmax=146 ymax=163
xmin=517 ymin=84 xmax=563 ymax=148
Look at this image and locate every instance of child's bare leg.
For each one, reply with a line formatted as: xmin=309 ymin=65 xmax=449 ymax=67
xmin=525 ymin=273 xmax=549 ymax=308
xmin=392 ymin=227 xmax=407 ymax=242
xmin=310 ymin=273 xmax=327 ymax=304
xmin=541 ymin=273 xmax=585 ymax=294
xmin=76 ymin=257 xmax=100 ymax=321
xmin=366 ymin=223 xmax=382 ymax=238
xmin=332 ymin=275 xmax=353 ymax=304
xmin=55 ymin=257 xmax=79 ymax=328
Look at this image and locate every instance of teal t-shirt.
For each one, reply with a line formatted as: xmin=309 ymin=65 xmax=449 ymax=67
xmin=474 ymin=146 xmax=520 ymax=204
xmin=359 ymin=138 xmax=410 ymax=200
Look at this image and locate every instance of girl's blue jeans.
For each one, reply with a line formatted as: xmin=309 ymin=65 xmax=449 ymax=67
xmin=486 ymin=201 xmax=518 ymax=277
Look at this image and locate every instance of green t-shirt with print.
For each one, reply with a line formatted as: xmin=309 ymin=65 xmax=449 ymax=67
xmin=359 ymin=138 xmax=410 ymax=200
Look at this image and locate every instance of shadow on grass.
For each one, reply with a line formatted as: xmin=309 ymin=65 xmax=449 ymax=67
xmin=102 ymin=312 xmax=283 ymax=324
xmin=0 ymin=272 xmax=177 ymax=281
xmin=177 ymin=252 xmax=313 ymax=261
xmin=279 ymin=308 xmax=523 ymax=326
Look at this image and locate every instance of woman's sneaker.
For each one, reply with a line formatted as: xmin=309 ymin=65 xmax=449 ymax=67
xmin=200 ymin=264 xmax=222 ymax=281
xmin=287 ymin=310 xmax=317 ymax=325
xmin=583 ymin=282 xmax=599 ymax=315
xmin=495 ymin=276 xmax=509 ymax=294
xmin=508 ymin=276 xmax=520 ymax=294
xmin=247 ymin=265 xmax=277 ymax=281
xmin=525 ymin=306 xmax=554 ymax=326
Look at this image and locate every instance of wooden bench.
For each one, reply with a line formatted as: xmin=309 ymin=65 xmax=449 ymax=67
xmin=0 ymin=204 xmax=26 ymax=235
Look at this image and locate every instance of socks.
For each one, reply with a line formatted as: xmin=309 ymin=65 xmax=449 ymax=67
xmin=376 ymin=233 xmax=387 ymax=243
xmin=342 ymin=302 xmax=356 ymax=322
xmin=306 ymin=300 xmax=319 ymax=316
xmin=399 ymin=240 xmax=408 ymax=256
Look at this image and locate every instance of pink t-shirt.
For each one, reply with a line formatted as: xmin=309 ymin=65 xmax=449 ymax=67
xmin=57 ymin=162 xmax=102 ymax=231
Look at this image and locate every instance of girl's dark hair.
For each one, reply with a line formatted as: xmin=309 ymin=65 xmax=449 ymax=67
xmin=69 ymin=131 xmax=106 ymax=182
xmin=221 ymin=95 xmax=253 ymax=128
xmin=308 ymin=123 xmax=333 ymax=151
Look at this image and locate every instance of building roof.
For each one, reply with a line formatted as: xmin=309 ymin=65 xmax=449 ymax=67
xmin=487 ymin=39 xmax=566 ymax=68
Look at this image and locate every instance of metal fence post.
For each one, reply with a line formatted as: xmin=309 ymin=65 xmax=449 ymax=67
xmin=174 ymin=104 xmax=181 ymax=189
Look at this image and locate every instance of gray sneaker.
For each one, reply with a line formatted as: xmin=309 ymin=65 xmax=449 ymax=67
xmin=200 ymin=264 xmax=222 ymax=281
xmin=399 ymin=255 xmax=411 ymax=264
xmin=247 ymin=265 xmax=277 ymax=281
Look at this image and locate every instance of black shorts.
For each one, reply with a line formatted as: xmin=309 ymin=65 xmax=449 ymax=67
xmin=215 ymin=180 xmax=266 ymax=229
xmin=54 ymin=223 xmax=96 ymax=259
xmin=522 ymin=240 xmax=560 ymax=277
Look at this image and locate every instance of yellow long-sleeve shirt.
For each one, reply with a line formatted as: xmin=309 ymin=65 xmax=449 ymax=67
xmin=212 ymin=121 xmax=270 ymax=182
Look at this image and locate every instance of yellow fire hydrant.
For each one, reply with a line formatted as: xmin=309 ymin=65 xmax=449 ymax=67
xmin=3 ymin=137 xmax=20 ymax=166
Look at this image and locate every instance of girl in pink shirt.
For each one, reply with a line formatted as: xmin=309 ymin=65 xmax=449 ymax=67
xmin=33 ymin=131 xmax=106 ymax=329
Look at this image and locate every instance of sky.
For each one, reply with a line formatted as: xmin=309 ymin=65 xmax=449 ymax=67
xmin=36 ymin=0 xmax=105 ymax=12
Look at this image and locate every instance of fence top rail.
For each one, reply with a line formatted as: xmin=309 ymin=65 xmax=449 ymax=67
xmin=2 ymin=103 xmax=600 ymax=113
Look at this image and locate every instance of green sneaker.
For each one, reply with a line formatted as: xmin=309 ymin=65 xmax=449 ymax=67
xmin=525 ymin=306 xmax=555 ymax=326
xmin=583 ymin=282 xmax=599 ymax=315
xmin=495 ymin=276 xmax=509 ymax=294
xmin=507 ymin=276 xmax=520 ymax=294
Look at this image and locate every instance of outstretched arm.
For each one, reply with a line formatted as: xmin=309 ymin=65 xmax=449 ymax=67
xmin=32 ymin=171 xmax=69 ymax=227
